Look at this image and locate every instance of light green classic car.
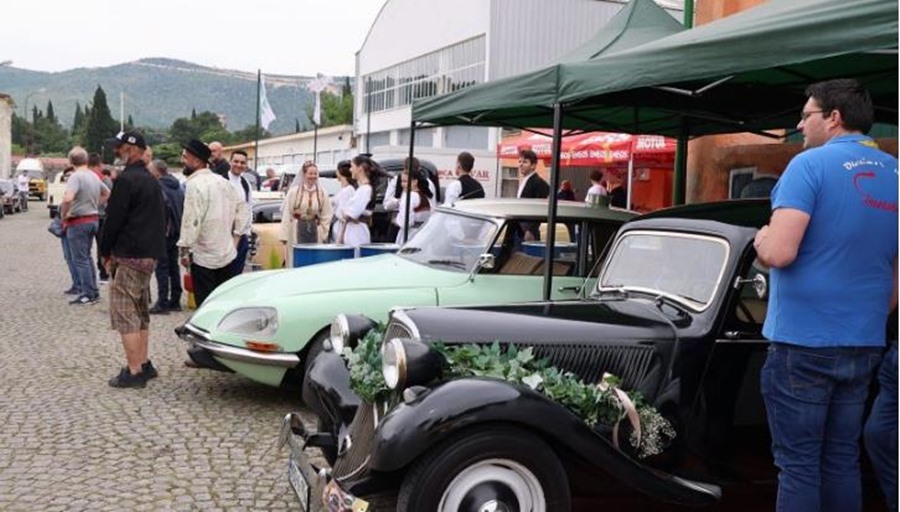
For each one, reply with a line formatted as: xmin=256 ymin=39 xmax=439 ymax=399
xmin=176 ymin=199 xmax=635 ymax=388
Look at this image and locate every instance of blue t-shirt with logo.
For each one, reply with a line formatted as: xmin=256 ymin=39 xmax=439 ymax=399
xmin=763 ymin=134 xmax=898 ymax=347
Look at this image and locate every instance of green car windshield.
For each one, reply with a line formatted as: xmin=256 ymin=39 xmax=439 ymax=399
xmin=397 ymin=211 xmax=499 ymax=272
xmin=598 ymin=231 xmax=730 ymax=310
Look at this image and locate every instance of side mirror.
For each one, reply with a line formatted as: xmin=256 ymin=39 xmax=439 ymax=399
xmin=476 ymin=253 xmax=495 ymax=270
xmin=733 ymin=273 xmax=767 ymax=299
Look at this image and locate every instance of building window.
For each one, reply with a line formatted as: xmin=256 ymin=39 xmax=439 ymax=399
xmin=444 ymin=126 xmax=489 ymax=150
xmin=363 ymin=36 xmax=486 ymax=114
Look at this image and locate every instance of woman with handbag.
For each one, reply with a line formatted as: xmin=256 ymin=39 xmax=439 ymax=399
xmin=279 ymin=161 xmax=333 ymax=267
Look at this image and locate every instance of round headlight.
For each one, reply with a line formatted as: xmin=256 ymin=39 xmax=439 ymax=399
xmin=217 ymin=307 xmax=278 ymax=337
xmin=329 ymin=314 xmax=350 ymax=353
xmin=381 ymin=338 xmax=407 ymax=390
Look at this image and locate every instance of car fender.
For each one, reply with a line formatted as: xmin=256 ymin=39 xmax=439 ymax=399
xmin=303 ymin=351 xmax=359 ymax=428
xmin=370 ymin=378 xmax=720 ymax=506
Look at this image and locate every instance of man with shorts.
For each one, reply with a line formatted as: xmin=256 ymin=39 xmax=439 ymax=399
xmin=100 ymin=130 xmax=166 ymax=388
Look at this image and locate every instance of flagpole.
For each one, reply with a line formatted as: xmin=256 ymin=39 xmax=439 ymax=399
xmin=313 ymin=123 xmax=318 ymax=163
xmin=254 ymin=69 xmax=261 ymax=171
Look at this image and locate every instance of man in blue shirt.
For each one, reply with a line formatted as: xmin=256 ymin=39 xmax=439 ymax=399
xmin=754 ymin=79 xmax=898 ymax=512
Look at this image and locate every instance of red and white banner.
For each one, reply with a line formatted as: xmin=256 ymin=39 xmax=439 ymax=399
xmin=498 ymin=130 xmax=675 ymax=166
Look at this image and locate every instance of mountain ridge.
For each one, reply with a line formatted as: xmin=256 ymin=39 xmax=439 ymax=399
xmin=0 ymin=58 xmax=348 ymax=135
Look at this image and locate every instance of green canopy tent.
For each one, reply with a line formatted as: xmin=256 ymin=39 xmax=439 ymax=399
xmin=409 ymin=0 xmax=897 ymax=301
xmin=407 ymin=0 xmax=686 ymax=134
xmin=415 ymin=0 xmax=897 ymax=135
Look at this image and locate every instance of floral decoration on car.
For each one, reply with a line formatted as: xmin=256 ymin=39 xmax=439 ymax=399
xmin=342 ymin=329 xmax=675 ymax=459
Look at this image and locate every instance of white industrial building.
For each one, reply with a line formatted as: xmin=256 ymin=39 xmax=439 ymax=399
xmin=354 ymin=0 xmax=683 ymax=197
xmin=0 ymin=94 xmax=11 ymax=179
xmin=227 ymin=123 xmax=355 ymax=173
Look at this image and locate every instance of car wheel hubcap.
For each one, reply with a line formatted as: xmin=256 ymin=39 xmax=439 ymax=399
xmin=438 ymin=458 xmax=545 ymax=512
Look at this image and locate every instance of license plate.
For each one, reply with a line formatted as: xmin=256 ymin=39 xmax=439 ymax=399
xmin=323 ymin=480 xmax=369 ymax=512
xmin=289 ymin=446 xmax=311 ymax=511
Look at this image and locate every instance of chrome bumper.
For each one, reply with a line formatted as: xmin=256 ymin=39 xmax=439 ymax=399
xmin=176 ymin=323 xmax=300 ymax=368
xmin=278 ymin=413 xmax=370 ymax=512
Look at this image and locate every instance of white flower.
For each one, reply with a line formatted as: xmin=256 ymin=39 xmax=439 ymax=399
xmin=521 ymin=373 xmax=543 ymax=390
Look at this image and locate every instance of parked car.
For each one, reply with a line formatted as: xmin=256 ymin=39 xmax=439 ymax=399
xmin=0 ymin=180 xmax=23 ymax=214
xmin=15 ymin=158 xmax=46 ymax=200
xmin=46 ymin=171 xmax=70 ymax=218
xmin=175 ymin=199 xmax=635 ymax=389
xmin=286 ymin=199 xmax=794 ymax=511
xmin=249 ymin=200 xmax=285 ymax=270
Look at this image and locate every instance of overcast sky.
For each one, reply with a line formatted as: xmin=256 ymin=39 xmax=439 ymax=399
xmin=1 ymin=0 xmax=386 ymax=76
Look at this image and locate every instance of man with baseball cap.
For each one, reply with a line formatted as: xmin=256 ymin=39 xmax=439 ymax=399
xmin=177 ymin=139 xmax=249 ymax=368
xmin=100 ymin=130 xmax=166 ymax=388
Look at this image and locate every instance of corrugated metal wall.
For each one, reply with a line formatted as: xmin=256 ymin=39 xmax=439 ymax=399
xmin=487 ymin=0 xmax=681 ymax=81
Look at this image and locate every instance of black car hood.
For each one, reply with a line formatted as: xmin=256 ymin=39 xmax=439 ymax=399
xmin=404 ymin=299 xmax=678 ymax=345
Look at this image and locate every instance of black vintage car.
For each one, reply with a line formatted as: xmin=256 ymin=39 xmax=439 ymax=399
xmin=281 ymin=200 xmax=799 ymax=511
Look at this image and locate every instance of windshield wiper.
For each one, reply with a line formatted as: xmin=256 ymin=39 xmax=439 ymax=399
xmin=398 ymin=247 xmax=421 ymax=254
xmin=426 ymin=259 xmax=467 ymax=270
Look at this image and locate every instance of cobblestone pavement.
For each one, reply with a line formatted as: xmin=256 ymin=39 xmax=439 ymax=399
xmin=0 ymin=204 xmax=316 ymax=511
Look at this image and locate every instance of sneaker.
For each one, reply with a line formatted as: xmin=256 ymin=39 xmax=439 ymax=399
xmin=167 ymin=302 xmax=183 ymax=312
xmin=142 ymin=360 xmax=159 ymax=380
xmin=98 ymin=277 xmax=110 ymax=285
xmin=69 ymin=295 xmax=100 ymax=305
xmin=149 ymin=303 xmax=169 ymax=315
xmin=63 ymin=287 xmax=80 ymax=295
xmin=108 ymin=367 xmax=146 ymax=388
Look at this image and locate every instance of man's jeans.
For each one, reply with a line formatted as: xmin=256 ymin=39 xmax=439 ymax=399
xmin=19 ymin=191 xmax=28 ymax=211
xmin=66 ymin=221 xmax=99 ymax=299
xmin=229 ymin=234 xmax=250 ymax=277
xmin=61 ymin=236 xmax=79 ymax=292
xmin=154 ymin=241 xmax=182 ymax=307
xmin=761 ymin=342 xmax=882 ymax=512
xmin=865 ymin=343 xmax=898 ymax=512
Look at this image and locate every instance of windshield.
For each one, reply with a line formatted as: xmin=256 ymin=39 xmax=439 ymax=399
xmin=598 ymin=230 xmax=729 ymax=309
xmin=397 ymin=211 xmax=499 ymax=272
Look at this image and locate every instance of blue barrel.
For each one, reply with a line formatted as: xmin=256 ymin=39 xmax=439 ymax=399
xmin=293 ymin=244 xmax=356 ymax=267
xmin=359 ymin=243 xmax=400 ymax=258
xmin=522 ymin=241 xmax=578 ymax=259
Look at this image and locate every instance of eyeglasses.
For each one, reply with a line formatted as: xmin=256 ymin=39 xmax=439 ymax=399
xmin=800 ymin=110 xmax=828 ymax=121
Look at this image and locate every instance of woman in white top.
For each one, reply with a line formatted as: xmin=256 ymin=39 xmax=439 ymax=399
xmin=330 ymin=163 xmax=356 ymax=243
xmin=388 ymin=168 xmax=433 ymax=245
xmin=584 ymin=168 xmax=608 ymax=204
xmin=338 ymin=155 xmax=376 ymax=247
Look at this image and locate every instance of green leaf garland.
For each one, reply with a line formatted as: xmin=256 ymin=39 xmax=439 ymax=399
xmin=342 ymin=330 xmax=675 ymax=459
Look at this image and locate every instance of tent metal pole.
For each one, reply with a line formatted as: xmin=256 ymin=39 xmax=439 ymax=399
xmin=673 ymin=123 xmax=689 ymax=205
xmin=403 ymin=121 xmax=416 ymax=244
xmin=627 ymin=151 xmax=634 ymax=210
xmin=672 ymin=0 xmax=694 ymax=206
xmin=542 ymin=102 xmax=564 ymax=302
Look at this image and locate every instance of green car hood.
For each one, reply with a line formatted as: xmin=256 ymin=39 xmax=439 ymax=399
xmin=189 ymin=254 xmax=467 ymax=331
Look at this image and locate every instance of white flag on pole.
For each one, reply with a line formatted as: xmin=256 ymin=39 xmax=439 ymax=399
xmin=306 ymin=74 xmax=332 ymax=126
xmin=259 ymin=75 xmax=276 ymax=130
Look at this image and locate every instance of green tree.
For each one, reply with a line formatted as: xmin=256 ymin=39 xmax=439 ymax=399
xmin=295 ymin=119 xmax=301 ymax=133
xmin=84 ymin=86 xmax=119 ymax=163
xmin=127 ymin=114 xmax=134 ymax=129
xmin=306 ymin=88 xmax=353 ymax=128
xmin=46 ymin=100 xmax=57 ymax=124
xmin=169 ymin=110 xmax=227 ymax=143
xmin=232 ymin=124 xmax=271 ymax=144
xmin=72 ymin=102 xmax=84 ymax=131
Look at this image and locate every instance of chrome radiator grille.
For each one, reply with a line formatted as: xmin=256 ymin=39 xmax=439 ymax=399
xmin=384 ymin=321 xmax=412 ymax=341
xmin=522 ymin=343 xmax=655 ymax=389
xmin=332 ymin=404 xmax=376 ymax=481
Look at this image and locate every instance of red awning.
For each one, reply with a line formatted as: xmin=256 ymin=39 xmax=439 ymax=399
xmin=498 ymin=130 xmax=675 ymax=166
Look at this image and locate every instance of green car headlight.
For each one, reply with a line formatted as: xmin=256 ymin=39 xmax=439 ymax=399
xmin=329 ymin=314 xmax=351 ymax=354
xmin=217 ymin=307 xmax=278 ymax=337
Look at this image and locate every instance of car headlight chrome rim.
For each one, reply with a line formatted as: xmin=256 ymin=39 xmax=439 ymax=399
xmin=329 ymin=314 xmax=351 ymax=353
xmin=217 ymin=307 xmax=278 ymax=337
xmin=382 ymin=338 xmax=407 ymax=390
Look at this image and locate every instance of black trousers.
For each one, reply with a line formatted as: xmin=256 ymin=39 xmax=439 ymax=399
xmin=154 ymin=241 xmax=182 ymax=306
xmin=95 ymin=217 xmax=108 ymax=279
xmin=190 ymin=262 xmax=232 ymax=307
